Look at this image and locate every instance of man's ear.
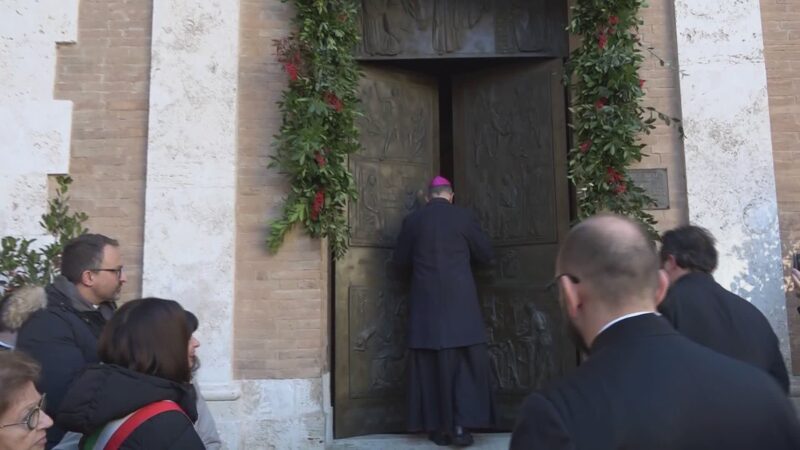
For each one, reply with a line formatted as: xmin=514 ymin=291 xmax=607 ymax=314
xmin=655 ymin=269 xmax=670 ymax=307
xmin=560 ymin=276 xmax=582 ymax=320
xmin=80 ymin=270 xmax=95 ymax=287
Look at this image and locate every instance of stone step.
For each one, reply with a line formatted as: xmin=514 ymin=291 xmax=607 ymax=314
xmin=329 ymin=433 xmax=511 ymax=450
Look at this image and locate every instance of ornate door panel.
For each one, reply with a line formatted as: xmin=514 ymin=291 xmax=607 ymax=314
xmin=334 ymin=66 xmax=439 ymax=438
xmin=356 ymin=0 xmax=569 ymax=59
xmin=452 ymin=59 xmax=573 ymax=429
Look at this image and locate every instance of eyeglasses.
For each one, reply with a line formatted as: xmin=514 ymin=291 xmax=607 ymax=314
xmin=90 ymin=266 xmax=124 ymax=278
xmin=545 ymin=273 xmax=581 ymax=292
xmin=0 ymin=394 xmax=46 ymax=431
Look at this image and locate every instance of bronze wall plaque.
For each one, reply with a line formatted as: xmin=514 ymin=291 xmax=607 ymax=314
xmin=629 ymin=168 xmax=669 ymax=210
xmin=357 ymin=0 xmax=568 ymax=59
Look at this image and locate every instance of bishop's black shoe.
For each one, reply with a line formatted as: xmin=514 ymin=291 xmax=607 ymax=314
xmin=427 ymin=430 xmax=452 ymax=446
xmin=451 ymin=426 xmax=474 ymax=447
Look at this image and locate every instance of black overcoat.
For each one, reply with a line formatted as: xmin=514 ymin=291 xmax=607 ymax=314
xmin=510 ymin=314 xmax=800 ymax=450
xmin=658 ymin=272 xmax=789 ymax=392
xmin=393 ymin=197 xmax=494 ymax=349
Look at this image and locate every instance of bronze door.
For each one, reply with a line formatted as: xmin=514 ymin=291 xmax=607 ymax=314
xmin=334 ymin=65 xmax=439 ymax=438
xmin=452 ymin=59 xmax=574 ymax=429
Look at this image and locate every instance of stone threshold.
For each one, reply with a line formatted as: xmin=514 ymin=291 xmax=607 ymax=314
xmin=329 ymin=433 xmax=510 ymax=449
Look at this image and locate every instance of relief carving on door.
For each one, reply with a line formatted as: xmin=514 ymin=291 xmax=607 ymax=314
xmin=357 ymin=0 xmax=567 ymax=58
xmin=462 ymin=79 xmax=557 ymax=245
xmin=349 ymin=285 xmax=409 ymax=398
xmin=350 ymin=75 xmax=435 ymax=247
xmin=482 ymin=248 xmax=564 ymax=393
xmin=335 ymin=68 xmax=438 ymax=437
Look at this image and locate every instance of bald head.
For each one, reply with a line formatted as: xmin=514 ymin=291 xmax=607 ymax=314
xmin=558 ymin=214 xmax=660 ymax=308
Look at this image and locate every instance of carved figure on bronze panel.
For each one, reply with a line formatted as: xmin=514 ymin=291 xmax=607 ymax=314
xmin=530 ymin=305 xmax=555 ymax=387
xmin=472 ymin=91 xmax=510 ymax=169
xmin=352 ymin=287 xmax=408 ymax=393
xmin=369 ymin=290 xmax=408 ymax=391
xmin=400 ymin=0 xmax=430 ymax=29
xmin=352 ymin=165 xmax=384 ymax=243
xmin=498 ymin=249 xmax=520 ymax=280
xmin=361 ymin=0 xmax=402 ymax=55
xmin=510 ymin=0 xmax=548 ymax=52
xmin=431 ymin=0 xmax=488 ymax=53
xmin=406 ymin=107 xmax=427 ymax=157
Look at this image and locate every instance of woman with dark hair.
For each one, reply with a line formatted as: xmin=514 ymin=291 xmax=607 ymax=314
xmin=56 ymin=298 xmax=204 ymax=449
xmin=0 ymin=351 xmax=53 ymax=450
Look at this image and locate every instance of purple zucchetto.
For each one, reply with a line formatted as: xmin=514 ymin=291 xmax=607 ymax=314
xmin=430 ymin=176 xmax=451 ymax=188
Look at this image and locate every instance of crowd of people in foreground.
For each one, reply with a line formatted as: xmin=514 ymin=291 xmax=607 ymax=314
xmin=0 ymin=235 xmax=218 ymax=450
xmin=1 ymin=176 xmax=800 ymax=450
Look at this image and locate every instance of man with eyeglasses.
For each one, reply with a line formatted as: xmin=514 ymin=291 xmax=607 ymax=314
xmin=510 ymin=214 xmax=800 ymax=450
xmin=15 ymin=234 xmax=125 ymax=449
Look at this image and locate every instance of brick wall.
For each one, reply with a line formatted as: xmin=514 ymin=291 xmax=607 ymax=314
xmin=54 ymin=0 xmax=152 ymax=299
xmin=635 ymin=1 xmax=689 ymax=232
xmin=234 ymin=0 xmax=328 ymax=380
xmin=761 ymin=0 xmax=800 ymax=372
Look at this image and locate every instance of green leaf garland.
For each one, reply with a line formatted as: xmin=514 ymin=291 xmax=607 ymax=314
xmin=267 ymin=0 xmax=361 ymax=260
xmin=567 ymin=0 xmax=680 ymax=236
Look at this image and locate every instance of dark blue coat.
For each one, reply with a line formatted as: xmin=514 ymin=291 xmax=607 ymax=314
xmin=393 ymin=198 xmax=494 ymax=349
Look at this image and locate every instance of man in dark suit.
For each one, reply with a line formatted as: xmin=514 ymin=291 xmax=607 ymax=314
xmin=394 ymin=176 xmax=495 ymax=447
xmin=658 ymin=225 xmax=789 ymax=392
xmin=510 ymin=214 xmax=800 ymax=450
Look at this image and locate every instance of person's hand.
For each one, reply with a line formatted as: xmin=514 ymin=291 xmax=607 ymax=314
xmin=792 ymin=268 xmax=800 ymax=296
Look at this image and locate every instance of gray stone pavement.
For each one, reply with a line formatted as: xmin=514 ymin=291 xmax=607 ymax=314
xmin=330 ymin=433 xmax=510 ymax=449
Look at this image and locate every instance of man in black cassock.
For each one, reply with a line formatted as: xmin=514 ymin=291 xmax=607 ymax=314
xmin=393 ymin=175 xmax=495 ymax=447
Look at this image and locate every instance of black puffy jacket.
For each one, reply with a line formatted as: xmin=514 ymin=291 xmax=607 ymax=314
xmin=57 ymin=364 xmax=205 ymax=449
xmin=15 ymin=280 xmax=115 ymax=449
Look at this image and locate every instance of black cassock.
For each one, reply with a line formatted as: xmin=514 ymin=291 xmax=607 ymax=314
xmin=393 ymin=197 xmax=496 ymax=432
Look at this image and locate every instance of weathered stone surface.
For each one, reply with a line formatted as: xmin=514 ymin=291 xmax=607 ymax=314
xmin=142 ymin=0 xmax=240 ymax=387
xmin=674 ymin=0 xmax=789 ymax=360
xmin=0 ymin=0 xmax=77 ymax=243
xmin=205 ymin=378 xmax=327 ymax=449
